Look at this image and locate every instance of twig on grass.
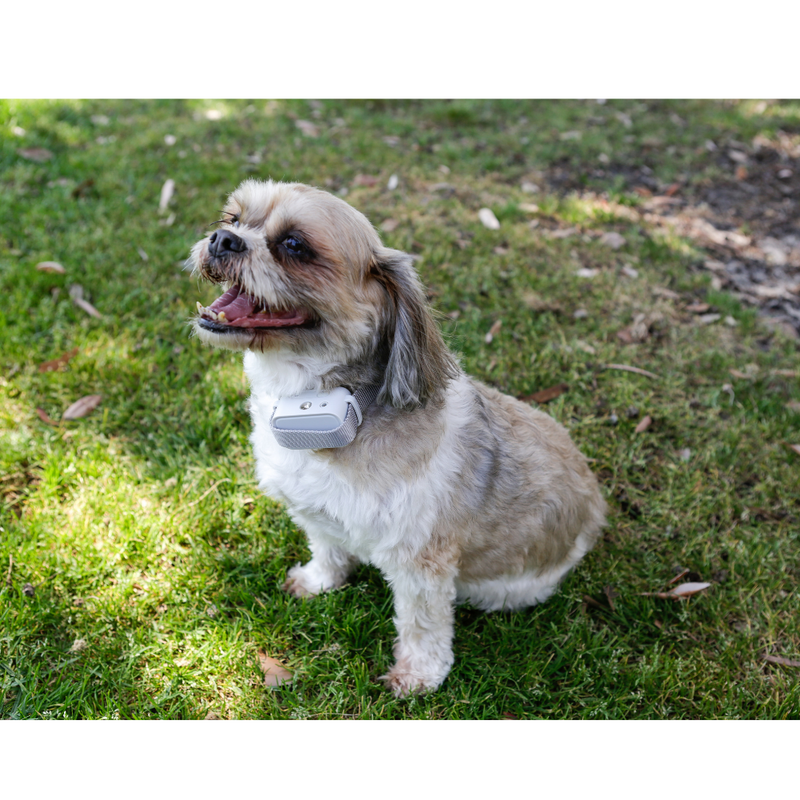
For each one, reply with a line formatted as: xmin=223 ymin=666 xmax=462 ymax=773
xmin=603 ymin=363 xmax=660 ymax=380
xmin=185 ymin=478 xmax=232 ymax=509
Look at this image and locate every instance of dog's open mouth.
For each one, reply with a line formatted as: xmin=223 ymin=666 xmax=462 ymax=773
xmin=197 ymin=284 xmax=312 ymax=330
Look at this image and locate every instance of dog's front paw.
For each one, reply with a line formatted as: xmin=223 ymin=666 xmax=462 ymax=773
xmin=282 ymin=564 xmax=320 ymax=598
xmin=380 ymin=662 xmax=444 ymax=698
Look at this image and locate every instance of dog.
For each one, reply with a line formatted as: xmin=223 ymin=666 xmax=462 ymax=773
xmin=189 ymin=179 xmax=607 ymax=696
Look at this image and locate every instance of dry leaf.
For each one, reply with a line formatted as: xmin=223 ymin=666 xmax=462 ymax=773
xmin=159 ymin=179 xmax=175 ymax=213
xmin=786 ymin=443 xmax=800 ymax=456
xmin=729 ymin=368 xmax=753 ymax=380
xmin=634 ymin=415 xmax=652 ymax=433
xmin=616 ymin=328 xmax=635 ymax=345
xmin=257 ymin=650 xmax=292 ymax=688
xmin=763 ymin=654 xmax=800 ymax=668
xmin=381 ymin=218 xmax=399 ymax=233
xmin=35 ymin=407 xmax=60 ymax=426
xmin=63 ymin=394 xmax=102 ymax=420
xmin=669 ymin=582 xmax=711 ymax=597
xmin=69 ymin=638 xmax=88 ymax=653
xmin=485 ymin=319 xmax=502 ymax=344
xmin=643 ymin=582 xmax=711 ymax=600
xmin=548 ymin=227 xmax=578 ymax=239
xmin=38 ymin=348 xmax=79 ymax=373
xmin=604 ymin=363 xmax=659 ymax=379
xmin=786 ymin=401 xmax=800 ymax=413
xmin=36 ymin=261 xmax=66 ymax=274
xmin=18 ymin=147 xmax=53 ymax=162
xmin=600 ymin=231 xmax=626 ymax=249
xmin=353 ymin=174 xmax=379 ymax=187
xmin=387 ymin=174 xmax=399 ymax=190
xmin=575 ymin=268 xmax=598 ymax=278
xmin=699 ymin=313 xmax=721 ymax=325
xmin=686 ymin=302 xmax=711 ymax=313
xmin=73 ymin=297 xmax=103 ymax=318
xmin=519 ymin=383 xmax=569 ymax=404
xmin=295 ymin=119 xmax=319 ymax=138
xmin=652 ymin=286 xmax=681 ymax=300
xmin=478 ymin=208 xmax=500 ymax=230
xmin=204 ymin=711 xmax=222 ymax=720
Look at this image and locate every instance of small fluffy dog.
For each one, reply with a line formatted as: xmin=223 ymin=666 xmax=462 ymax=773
xmin=189 ymin=180 xmax=606 ymax=696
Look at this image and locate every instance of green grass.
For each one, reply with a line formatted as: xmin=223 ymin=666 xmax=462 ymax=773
xmin=2 ymin=99 xmax=799 ymax=719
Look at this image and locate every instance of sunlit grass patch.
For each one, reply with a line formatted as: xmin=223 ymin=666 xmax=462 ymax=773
xmin=2 ymin=100 xmax=799 ymax=719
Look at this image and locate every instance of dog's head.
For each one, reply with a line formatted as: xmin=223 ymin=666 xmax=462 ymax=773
xmin=188 ymin=179 xmax=457 ymax=409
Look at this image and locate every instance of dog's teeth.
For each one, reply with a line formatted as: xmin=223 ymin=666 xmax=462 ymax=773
xmin=196 ymin=301 xmax=203 ymax=313
xmin=209 ymin=309 xmax=218 ymax=320
xmin=217 ymin=311 xmax=226 ymax=321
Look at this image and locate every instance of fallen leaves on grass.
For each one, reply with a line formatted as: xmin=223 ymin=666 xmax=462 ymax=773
xmin=18 ymin=147 xmax=53 ymax=162
xmin=353 ymin=174 xmax=379 ymax=187
xmin=616 ymin=313 xmax=652 ymax=344
xmin=642 ymin=582 xmax=712 ymax=600
xmin=478 ymin=208 xmax=500 ymax=230
xmin=35 ymin=407 xmax=60 ymax=426
xmin=634 ymin=415 xmax=652 ymax=433
xmin=519 ymin=383 xmax=569 ymax=404
xmin=69 ymin=285 xmax=103 ymax=318
xmin=599 ymin=231 xmax=626 ymax=249
xmin=763 ymin=654 xmax=800 ymax=668
xmin=36 ymin=261 xmax=66 ymax=274
xmin=62 ymin=394 xmax=102 ymax=420
xmin=485 ymin=319 xmax=502 ymax=343
xmin=257 ymin=650 xmax=292 ymax=688
xmin=295 ymin=120 xmax=319 ymax=138
xmin=603 ymin=363 xmax=659 ymax=380
xmin=785 ymin=443 xmax=800 ymax=456
xmin=38 ymin=348 xmax=79 ymax=373
xmin=158 ymin=179 xmax=175 ymax=213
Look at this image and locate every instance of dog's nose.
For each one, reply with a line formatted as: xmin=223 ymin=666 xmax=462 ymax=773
xmin=209 ymin=230 xmax=246 ymax=257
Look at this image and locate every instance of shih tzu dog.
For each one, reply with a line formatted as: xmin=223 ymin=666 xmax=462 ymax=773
xmin=189 ymin=180 xmax=606 ymax=696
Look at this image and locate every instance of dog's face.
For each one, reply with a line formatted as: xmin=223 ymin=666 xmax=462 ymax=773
xmin=189 ymin=180 xmax=457 ymax=408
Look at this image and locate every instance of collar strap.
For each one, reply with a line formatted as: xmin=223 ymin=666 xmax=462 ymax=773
xmin=269 ymin=383 xmax=381 ymax=450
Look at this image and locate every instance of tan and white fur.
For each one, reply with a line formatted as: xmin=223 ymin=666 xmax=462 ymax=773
xmin=189 ymin=180 xmax=607 ymax=696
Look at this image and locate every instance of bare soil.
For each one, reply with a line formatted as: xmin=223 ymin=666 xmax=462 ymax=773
xmin=545 ymin=136 xmax=800 ymax=338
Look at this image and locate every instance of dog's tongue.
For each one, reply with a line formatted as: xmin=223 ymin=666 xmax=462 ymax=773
xmin=208 ymin=284 xmax=256 ymax=322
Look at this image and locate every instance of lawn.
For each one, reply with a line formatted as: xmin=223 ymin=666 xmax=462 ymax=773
xmin=1 ymin=99 xmax=799 ymax=719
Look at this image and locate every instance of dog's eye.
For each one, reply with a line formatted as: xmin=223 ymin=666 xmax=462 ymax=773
xmin=230 ymin=216 xmax=240 ymax=228
xmin=281 ymin=235 xmax=306 ymax=255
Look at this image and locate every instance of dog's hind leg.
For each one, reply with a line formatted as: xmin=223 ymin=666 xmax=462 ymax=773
xmin=282 ymin=509 xmax=359 ymax=597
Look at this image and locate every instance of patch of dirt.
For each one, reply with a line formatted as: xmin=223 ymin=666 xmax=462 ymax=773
xmin=544 ymin=135 xmax=800 ymax=338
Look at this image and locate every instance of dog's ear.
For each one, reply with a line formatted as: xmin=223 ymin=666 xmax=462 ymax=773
xmin=371 ymin=248 xmax=458 ymax=410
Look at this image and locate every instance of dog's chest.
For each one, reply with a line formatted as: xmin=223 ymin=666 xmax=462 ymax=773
xmin=247 ymin=396 xmax=392 ymax=552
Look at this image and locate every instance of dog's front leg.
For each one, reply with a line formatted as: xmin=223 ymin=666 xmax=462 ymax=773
xmin=282 ymin=509 xmax=358 ymax=598
xmin=380 ymin=566 xmax=457 ymax=697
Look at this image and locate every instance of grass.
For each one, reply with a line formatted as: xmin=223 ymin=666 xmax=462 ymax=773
xmin=1 ymin=99 xmax=799 ymax=719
